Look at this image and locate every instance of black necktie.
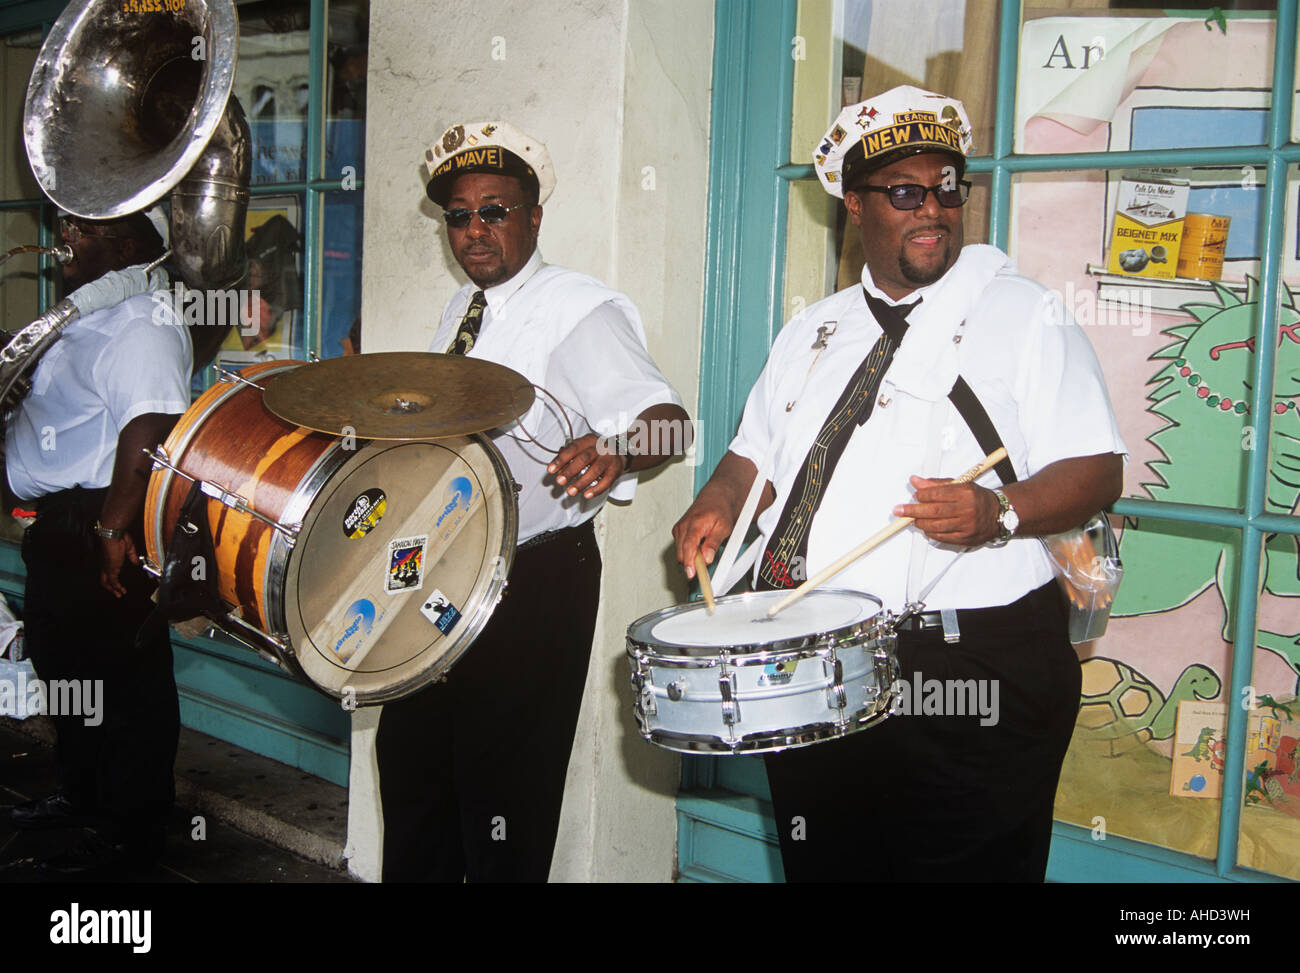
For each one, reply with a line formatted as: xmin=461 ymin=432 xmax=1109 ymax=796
xmin=756 ymin=291 xmax=919 ymax=590
xmin=447 ymin=290 xmax=486 ymax=355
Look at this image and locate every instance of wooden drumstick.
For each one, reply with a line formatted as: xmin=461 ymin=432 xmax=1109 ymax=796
xmin=765 ymin=448 xmax=1008 ymax=619
xmin=694 ymin=551 xmax=717 ymax=615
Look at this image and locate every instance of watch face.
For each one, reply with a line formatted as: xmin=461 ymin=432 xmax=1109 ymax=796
xmin=1003 ymin=508 xmax=1020 ymax=533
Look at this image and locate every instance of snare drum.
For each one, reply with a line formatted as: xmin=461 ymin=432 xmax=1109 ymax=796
xmin=626 ymin=588 xmax=897 ymax=754
xmin=144 ymin=360 xmax=516 ymax=704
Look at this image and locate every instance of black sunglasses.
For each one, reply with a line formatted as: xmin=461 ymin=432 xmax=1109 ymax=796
xmin=443 ymin=203 xmax=530 ymax=228
xmin=854 ymin=180 xmax=971 ymax=211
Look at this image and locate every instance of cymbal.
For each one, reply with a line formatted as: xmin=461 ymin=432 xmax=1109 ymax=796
xmin=262 ymin=352 xmax=535 ymax=440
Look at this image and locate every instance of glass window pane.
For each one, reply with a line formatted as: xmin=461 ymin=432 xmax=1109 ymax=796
xmin=212 ymin=193 xmax=305 ymax=367
xmin=236 ymin=1 xmax=312 ymax=186
xmin=1 ymin=31 xmax=42 ymax=202
xmin=1248 ymin=166 xmax=1300 ymax=880
xmin=1 ymin=207 xmax=44 ymax=328
xmin=1016 ymin=8 xmax=1275 ymax=155
xmin=1055 ymin=521 xmax=1240 ymax=861
xmin=1269 ymin=165 xmax=1300 ymax=515
xmin=321 ymin=190 xmax=362 ymax=358
xmin=326 ymin=0 xmax=368 ymax=182
xmin=793 ymin=0 xmax=998 ymax=164
xmin=1240 ymin=625 xmax=1300 ymax=880
xmin=1012 ymin=166 xmax=1268 ymax=509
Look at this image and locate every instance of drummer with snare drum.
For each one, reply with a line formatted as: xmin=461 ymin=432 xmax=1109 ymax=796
xmin=375 ymin=120 xmax=691 ymax=883
xmin=672 ymin=85 xmax=1126 ymax=883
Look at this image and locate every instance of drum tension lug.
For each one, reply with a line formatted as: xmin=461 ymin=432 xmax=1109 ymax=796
xmin=630 ymin=661 xmax=657 ymax=716
xmin=825 ymin=655 xmax=846 ymax=712
xmin=719 ymin=669 xmax=739 ymax=728
xmin=216 ymin=366 xmax=269 ymax=392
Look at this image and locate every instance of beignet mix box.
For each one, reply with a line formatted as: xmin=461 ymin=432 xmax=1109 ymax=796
xmin=1107 ymin=168 xmax=1190 ymax=280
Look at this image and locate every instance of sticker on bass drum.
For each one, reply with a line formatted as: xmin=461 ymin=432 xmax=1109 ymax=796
xmin=387 ymin=535 xmax=427 ymax=594
xmin=420 ymin=588 xmax=462 ymax=635
xmin=343 ymin=488 xmax=387 ymax=539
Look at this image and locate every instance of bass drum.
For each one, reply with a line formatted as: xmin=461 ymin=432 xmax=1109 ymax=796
xmin=144 ymin=360 xmax=516 ymax=704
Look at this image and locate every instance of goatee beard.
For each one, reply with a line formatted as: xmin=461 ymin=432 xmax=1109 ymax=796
xmin=898 ymin=241 xmax=952 ymax=287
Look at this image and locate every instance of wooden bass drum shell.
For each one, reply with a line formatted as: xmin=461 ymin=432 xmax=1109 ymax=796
xmin=143 ymin=360 xmax=517 ymax=704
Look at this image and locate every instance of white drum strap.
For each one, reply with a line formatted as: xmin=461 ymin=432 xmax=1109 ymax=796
xmin=711 ymin=450 xmax=773 ymax=597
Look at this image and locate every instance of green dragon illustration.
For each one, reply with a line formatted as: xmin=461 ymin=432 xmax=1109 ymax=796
xmin=1113 ymin=279 xmax=1300 ymax=692
xmin=1244 ymin=759 xmax=1273 ymax=806
xmin=1181 ymin=725 xmax=1218 ymax=761
xmin=1255 ymin=693 xmax=1296 ymax=722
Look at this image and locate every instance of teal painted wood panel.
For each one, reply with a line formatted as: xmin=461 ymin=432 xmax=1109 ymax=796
xmin=695 ymin=0 xmax=798 ymax=484
xmin=712 ymin=754 xmax=770 ymax=798
xmin=678 ymin=790 xmax=783 ymax=883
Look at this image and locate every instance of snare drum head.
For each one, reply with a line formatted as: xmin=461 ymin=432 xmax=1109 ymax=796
xmin=629 ymin=588 xmax=882 ymax=658
xmin=282 ymin=435 xmax=515 ymax=704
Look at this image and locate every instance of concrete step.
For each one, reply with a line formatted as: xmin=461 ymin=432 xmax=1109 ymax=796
xmin=1 ymin=715 xmax=352 ymax=881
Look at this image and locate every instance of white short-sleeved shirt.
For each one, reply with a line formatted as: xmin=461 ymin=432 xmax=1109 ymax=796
xmin=5 ymin=291 xmax=193 ymax=501
xmin=730 ymin=246 xmax=1127 ymax=612
xmin=431 ymin=251 xmax=684 ymax=543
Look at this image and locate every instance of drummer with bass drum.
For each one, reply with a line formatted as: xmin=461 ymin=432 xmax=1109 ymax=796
xmin=376 ymin=120 xmax=691 ymax=883
xmin=673 ymin=85 xmax=1126 ymax=883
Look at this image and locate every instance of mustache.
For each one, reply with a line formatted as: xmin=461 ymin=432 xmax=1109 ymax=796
xmin=905 ymin=226 xmax=949 ymax=241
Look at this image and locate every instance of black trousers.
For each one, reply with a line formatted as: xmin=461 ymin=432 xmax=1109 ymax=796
xmin=764 ymin=581 xmax=1079 ymax=883
xmin=20 ymin=487 xmax=179 ymax=856
xmin=375 ymin=521 xmax=602 ymax=882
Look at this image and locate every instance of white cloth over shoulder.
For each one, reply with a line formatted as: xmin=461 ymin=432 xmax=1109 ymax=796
xmin=431 ymin=251 xmax=684 ymax=543
xmin=5 ymin=290 xmax=192 ymax=501
xmin=730 ymin=244 xmax=1126 ymax=612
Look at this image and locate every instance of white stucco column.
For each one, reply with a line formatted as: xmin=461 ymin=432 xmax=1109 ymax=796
xmin=348 ymin=0 xmax=712 ymax=882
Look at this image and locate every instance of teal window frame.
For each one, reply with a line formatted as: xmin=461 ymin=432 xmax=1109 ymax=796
xmin=692 ymin=0 xmax=1299 ymax=883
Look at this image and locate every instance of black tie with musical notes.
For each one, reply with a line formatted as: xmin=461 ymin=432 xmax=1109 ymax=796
xmin=756 ymin=292 xmax=918 ymax=590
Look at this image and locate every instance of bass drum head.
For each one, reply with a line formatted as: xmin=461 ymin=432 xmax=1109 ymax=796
xmin=281 ymin=434 xmax=515 ymax=704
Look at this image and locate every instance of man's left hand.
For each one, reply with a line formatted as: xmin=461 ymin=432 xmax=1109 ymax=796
xmin=548 ymin=433 xmax=626 ymax=500
xmin=893 ymin=475 xmax=1000 ymax=547
xmin=98 ymin=532 xmax=140 ymax=599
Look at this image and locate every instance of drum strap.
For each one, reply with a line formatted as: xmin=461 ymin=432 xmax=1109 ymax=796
xmin=710 ymin=450 xmax=773 ymax=598
xmin=151 ymin=478 xmax=224 ymax=623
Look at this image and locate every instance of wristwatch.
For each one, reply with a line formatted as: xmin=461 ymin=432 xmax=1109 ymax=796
xmin=92 ymin=521 xmax=127 ymax=540
xmin=990 ymin=489 xmax=1019 ymax=547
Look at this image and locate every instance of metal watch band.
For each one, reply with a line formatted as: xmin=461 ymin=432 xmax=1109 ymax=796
xmin=991 ymin=489 xmax=1015 ymax=546
xmin=92 ymin=521 xmax=126 ymax=540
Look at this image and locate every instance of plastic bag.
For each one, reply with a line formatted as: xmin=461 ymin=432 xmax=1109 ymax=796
xmin=1041 ymin=513 xmax=1123 ymax=644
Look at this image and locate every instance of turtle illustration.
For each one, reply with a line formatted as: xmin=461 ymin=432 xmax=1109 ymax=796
xmin=1078 ymin=658 xmax=1221 ymax=746
xmin=1113 ymin=279 xmax=1300 ymax=693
